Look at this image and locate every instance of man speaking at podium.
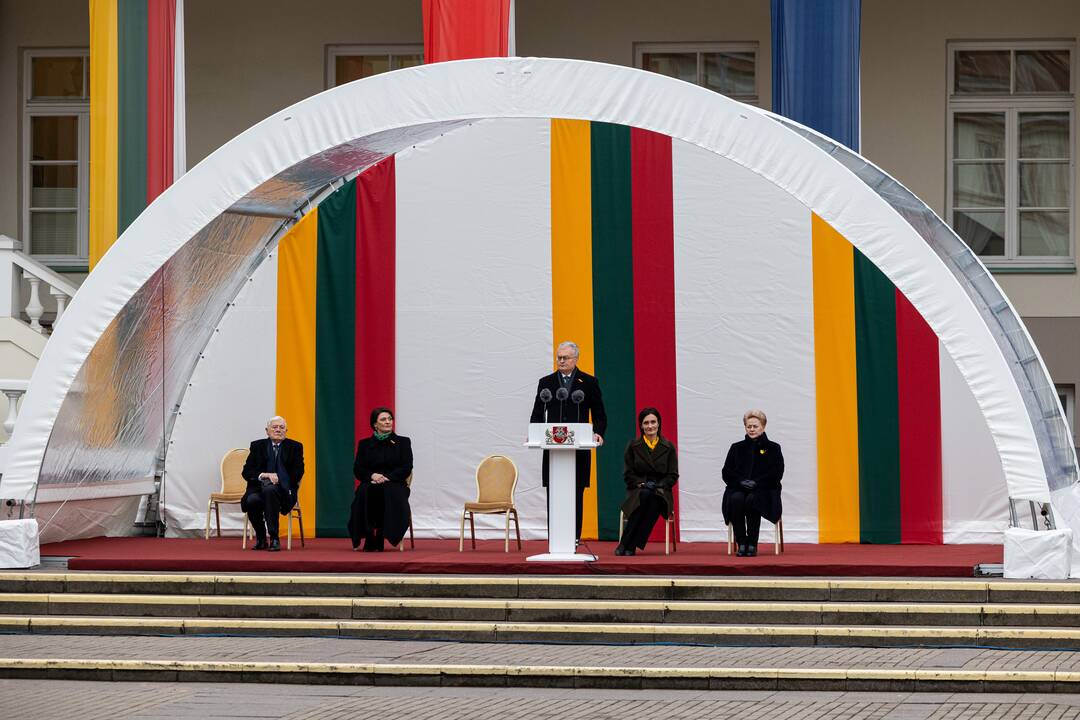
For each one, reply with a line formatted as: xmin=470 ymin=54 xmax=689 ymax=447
xmin=530 ymin=341 xmax=607 ymax=540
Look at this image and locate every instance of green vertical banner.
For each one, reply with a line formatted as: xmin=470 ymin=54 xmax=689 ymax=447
xmin=117 ymin=0 xmax=148 ymax=234
xmin=315 ymin=180 xmax=357 ymax=537
xmin=853 ymin=249 xmax=901 ymax=543
xmin=590 ymin=122 xmax=635 ymax=540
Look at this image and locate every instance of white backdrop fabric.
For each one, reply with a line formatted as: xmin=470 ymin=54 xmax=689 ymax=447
xmin=160 ymin=120 xmax=1011 ymax=542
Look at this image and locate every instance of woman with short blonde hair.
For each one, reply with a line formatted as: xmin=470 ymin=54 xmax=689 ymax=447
xmin=722 ymin=410 xmax=784 ymax=557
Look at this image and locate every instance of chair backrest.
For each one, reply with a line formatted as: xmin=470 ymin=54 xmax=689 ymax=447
xmin=405 ymin=472 xmax=413 ymax=488
xmin=220 ymin=448 xmax=250 ymax=494
xmin=475 ymin=455 xmax=518 ymax=504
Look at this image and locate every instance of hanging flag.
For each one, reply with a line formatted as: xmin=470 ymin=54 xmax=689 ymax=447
xmin=422 ymin=0 xmax=515 ymax=63
xmin=89 ymin=0 xmax=186 ymax=269
xmin=771 ymin=0 xmax=860 ymax=150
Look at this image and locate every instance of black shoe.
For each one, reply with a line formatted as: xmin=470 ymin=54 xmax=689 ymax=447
xmin=268 ymin=538 xmax=281 ymax=552
xmin=624 ymin=547 xmax=636 ymax=556
xmin=746 ymin=545 xmax=757 ymax=557
xmin=736 ymin=544 xmax=747 ymax=557
xmin=252 ymin=540 xmax=268 ymax=551
xmin=615 ymin=545 xmax=626 ymax=556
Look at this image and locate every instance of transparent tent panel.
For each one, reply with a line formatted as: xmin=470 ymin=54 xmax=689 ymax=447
xmin=771 ymin=116 xmax=1079 ymax=492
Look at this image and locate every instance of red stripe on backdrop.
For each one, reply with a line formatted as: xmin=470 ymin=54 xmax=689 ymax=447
xmin=630 ymin=128 xmax=679 ymax=542
xmin=355 ymin=157 xmax=397 ymax=450
xmin=422 ymin=0 xmax=511 ymax=62
xmin=145 ymin=0 xmax=175 ymax=202
xmin=895 ymin=290 xmax=942 ymax=543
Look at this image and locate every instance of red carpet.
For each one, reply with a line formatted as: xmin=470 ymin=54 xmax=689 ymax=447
xmin=40 ymin=537 xmax=1002 ymax=576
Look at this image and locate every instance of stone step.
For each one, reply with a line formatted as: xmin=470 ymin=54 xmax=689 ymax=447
xmin=3 ymin=592 xmax=1080 ymax=626
xmin=0 ymin=656 xmax=1076 ymax=692
xmin=3 ymin=615 xmax=1080 ymax=648
xmin=1 ymin=573 xmax=1077 ymax=604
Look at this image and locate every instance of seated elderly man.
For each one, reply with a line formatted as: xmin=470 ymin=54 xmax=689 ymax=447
xmin=241 ymin=415 xmax=304 ymax=551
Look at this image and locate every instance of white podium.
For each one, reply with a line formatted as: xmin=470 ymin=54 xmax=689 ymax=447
xmin=525 ymin=422 xmax=598 ymax=562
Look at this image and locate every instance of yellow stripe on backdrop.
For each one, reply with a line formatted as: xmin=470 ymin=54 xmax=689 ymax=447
xmin=550 ymin=119 xmax=598 ymax=539
xmin=276 ymin=210 xmax=319 ymax=537
xmin=811 ymin=213 xmax=860 ymax=542
xmin=89 ymin=0 xmax=119 ymax=269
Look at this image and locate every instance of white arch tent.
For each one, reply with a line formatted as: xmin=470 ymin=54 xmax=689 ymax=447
xmin=1 ymin=58 xmax=1076 ymax=568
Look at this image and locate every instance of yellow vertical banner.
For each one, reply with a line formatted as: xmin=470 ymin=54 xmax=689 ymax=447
xmin=811 ymin=213 xmax=861 ymax=542
xmin=276 ymin=210 xmax=319 ymax=537
xmin=89 ymin=0 xmax=120 ymax=269
xmin=550 ymin=119 xmax=599 ymax=539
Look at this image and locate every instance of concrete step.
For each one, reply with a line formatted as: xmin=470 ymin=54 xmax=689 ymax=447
xmin=4 ymin=592 xmax=1080 ymax=626
xmin=4 ymin=615 xmax=1080 ymax=648
xmin=0 ymin=656 xmax=1077 ymax=692
xmin=2 ymin=572 xmax=1078 ymax=604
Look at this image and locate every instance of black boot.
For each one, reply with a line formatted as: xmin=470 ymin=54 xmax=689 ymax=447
xmin=736 ymin=544 xmax=747 ymax=557
xmin=746 ymin=545 xmax=757 ymax=557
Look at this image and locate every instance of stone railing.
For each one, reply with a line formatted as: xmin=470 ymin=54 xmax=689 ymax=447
xmin=0 ymin=235 xmax=79 ymax=334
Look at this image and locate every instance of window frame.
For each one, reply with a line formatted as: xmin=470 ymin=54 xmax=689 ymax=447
xmin=21 ymin=48 xmax=91 ymax=267
xmin=946 ymin=40 xmax=1077 ymax=270
xmin=325 ymin=44 xmax=425 ymax=89
xmin=1058 ymin=383 xmax=1077 ymax=448
xmin=634 ymin=41 xmax=759 ymax=105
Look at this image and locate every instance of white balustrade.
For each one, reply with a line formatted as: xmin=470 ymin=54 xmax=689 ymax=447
xmin=0 ymin=381 xmax=27 ymax=440
xmin=0 ymin=235 xmax=79 ymax=335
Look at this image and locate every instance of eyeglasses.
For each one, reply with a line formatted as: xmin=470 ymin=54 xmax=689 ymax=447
xmin=556 ymin=355 xmax=575 ymax=362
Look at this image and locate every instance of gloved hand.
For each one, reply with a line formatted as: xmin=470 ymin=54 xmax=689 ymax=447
xmin=641 ymin=479 xmax=657 ymax=495
xmin=739 ymin=479 xmax=757 ymax=492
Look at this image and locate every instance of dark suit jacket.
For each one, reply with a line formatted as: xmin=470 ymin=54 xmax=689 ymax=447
xmin=621 ymin=436 xmax=679 ymax=518
xmin=721 ymin=433 xmax=783 ymax=524
xmin=529 ymin=368 xmax=608 ymax=488
xmin=240 ymin=437 xmax=304 ymax=513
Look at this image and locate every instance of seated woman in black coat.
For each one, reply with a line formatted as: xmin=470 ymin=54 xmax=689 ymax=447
xmin=616 ymin=407 xmax=679 ymax=556
xmin=348 ymin=407 xmax=413 ymax=552
xmin=721 ymin=409 xmax=784 ymax=557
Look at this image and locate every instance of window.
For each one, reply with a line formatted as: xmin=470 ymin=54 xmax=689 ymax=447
xmin=326 ymin=45 xmax=424 ymax=88
xmin=22 ymin=49 xmax=90 ymax=265
xmin=1059 ymin=384 xmax=1076 ymax=446
xmin=635 ymin=43 xmax=758 ymax=105
xmin=947 ymin=42 xmax=1075 ymax=269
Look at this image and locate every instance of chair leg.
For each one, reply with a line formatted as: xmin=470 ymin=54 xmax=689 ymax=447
xmin=469 ymin=512 xmax=476 ymax=550
xmin=504 ymin=511 xmax=511 ymax=553
xmin=205 ymin=500 xmax=213 ymax=540
xmin=216 ymin=503 xmax=222 ymax=539
xmin=287 ymin=514 xmax=292 ymax=551
xmin=665 ymin=517 xmax=670 ymax=556
xmin=671 ymin=517 xmax=677 ymax=554
xmin=726 ymin=523 xmax=733 ymax=556
xmin=618 ymin=511 xmax=624 ymax=542
xmin=512 ymin=509 xmax=522 ymax=550
xmin=459 ymin=511 xmax=466 ymax=552
xmin=242 ymin=514 xmax=249 ymax=549
xmin=776 ymin=519 xmax=784 ymax=555
xmin=297 ymin=509 xmax=305 ymax=548
xmin=409 ymin=512 xmax=415 ymax=549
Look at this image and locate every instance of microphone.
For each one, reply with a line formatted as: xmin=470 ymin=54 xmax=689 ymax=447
xmin=571 ymin=389 xmax=584 ymax=422
xmin=539 ymin=388 xmax=552 ymax=423
xmin=555 ymin=386 xmax=569 ymax=421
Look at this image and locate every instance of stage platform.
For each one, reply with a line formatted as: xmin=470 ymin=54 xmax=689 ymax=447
xmin=39 ymin=537 xmax=1003 ymax=577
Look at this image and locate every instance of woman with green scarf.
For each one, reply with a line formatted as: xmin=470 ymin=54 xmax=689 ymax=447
xmin=348 ymin=407 xmax=414 ymax=551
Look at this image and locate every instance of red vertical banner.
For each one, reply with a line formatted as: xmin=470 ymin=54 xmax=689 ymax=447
xmin=895 ymin=290 xmax=943 ymax=543
xmin=355 ymin=157 xmax=397 ymax=445
xmin=630 ymin=128 xmax=679 ymax=542
xmin=422 ymin=0 xmax=513 ymax=63
xmin=146 ymin=0 xmax=176 ymax=202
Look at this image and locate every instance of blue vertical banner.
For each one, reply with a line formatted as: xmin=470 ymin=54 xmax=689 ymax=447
xmin=771 ymin=0 xmax=861 ymax=151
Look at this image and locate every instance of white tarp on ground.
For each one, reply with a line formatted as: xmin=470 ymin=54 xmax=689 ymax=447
xmin=0 ymin=58 xmax=1068 ymax=554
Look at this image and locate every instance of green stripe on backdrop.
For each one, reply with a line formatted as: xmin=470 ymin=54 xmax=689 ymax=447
xmin=590 ymin=122 xmax=635 ymax=541
xmin=853 ymin=249 xmax=901 ymax=544
xmin=315 ymin=180 xmax=357 ymax=537
xmin=117 ymin=0 xmax=147 ymax=234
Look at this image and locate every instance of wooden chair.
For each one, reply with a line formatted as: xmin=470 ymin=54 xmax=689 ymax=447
xmin=205 ymin=449 xmax=249 ymax=541
xmin=726 ymin=518 xmax=784 ymax=555
xmin=459 ymin=455 xmax=521 ymax=552
xmin=398 ymin=472 xmax=415 ymax=551
xmin=618 ymin=510 xmax=677 ymax=555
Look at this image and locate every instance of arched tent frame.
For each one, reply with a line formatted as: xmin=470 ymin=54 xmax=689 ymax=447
xmin=1 ymin=57 xmax=1074 ymax=537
